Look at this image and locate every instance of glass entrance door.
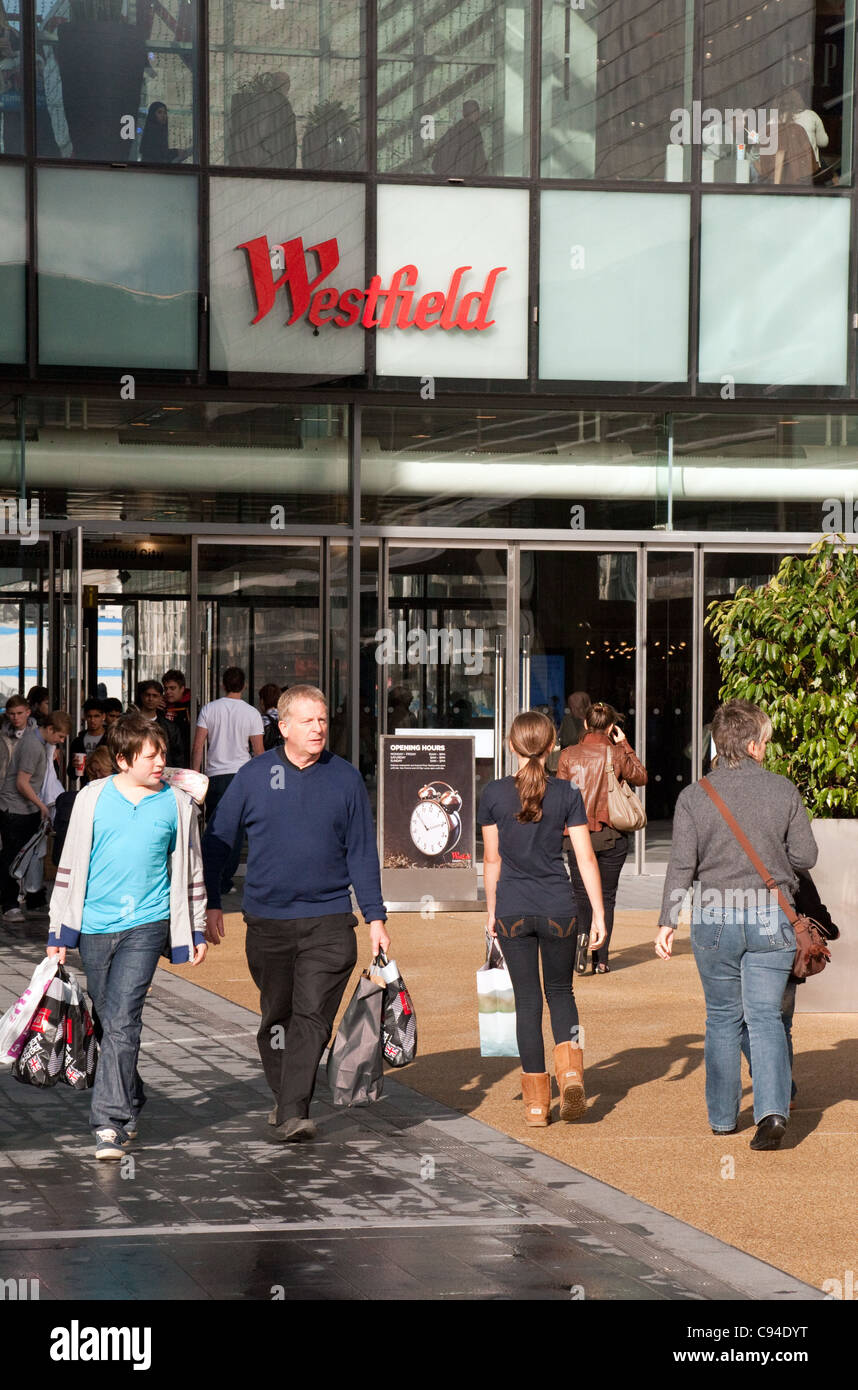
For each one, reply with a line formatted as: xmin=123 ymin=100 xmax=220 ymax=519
xmin=383 ymin=545 xmax=507 ymax=852
xmin=195 ymin=540 xmax=324 ymax=714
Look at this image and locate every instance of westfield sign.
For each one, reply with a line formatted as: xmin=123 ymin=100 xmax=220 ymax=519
xmin=237 ymin=235 xmax=506 ymax=331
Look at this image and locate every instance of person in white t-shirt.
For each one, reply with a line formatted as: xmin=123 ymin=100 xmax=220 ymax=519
xmin=192 ymin=666 xmax=264 ymax=896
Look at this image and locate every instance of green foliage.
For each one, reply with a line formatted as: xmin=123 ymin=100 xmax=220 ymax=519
xmin=706 ymin=537 xmax=858 ymax=819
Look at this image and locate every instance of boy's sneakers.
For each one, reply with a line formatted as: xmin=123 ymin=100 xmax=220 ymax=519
xmin=3 ymin=907 xmax=25 ymax=923
xmin=94 ymin=1129 xmax=129 ymax=1160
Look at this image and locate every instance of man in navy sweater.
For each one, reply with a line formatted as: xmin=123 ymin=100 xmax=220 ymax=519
xmin=203 ymin=684 xmax=390 ymax=1142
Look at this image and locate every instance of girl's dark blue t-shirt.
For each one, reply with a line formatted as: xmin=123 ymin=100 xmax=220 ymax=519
xmin=478 ymin=776 xmax=587 ymax=918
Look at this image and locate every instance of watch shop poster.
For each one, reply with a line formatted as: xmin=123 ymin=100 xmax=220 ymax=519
xmin=380 ymin=735 xmax=478 ymax=904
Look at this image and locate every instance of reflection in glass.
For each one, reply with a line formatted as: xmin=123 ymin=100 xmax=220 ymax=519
xmin=361 ymin=407 xmax=668 ymax=529
xmin=37 ymin=169 xmax=198 ymax=370
xmin=521 ymin=550 xmax=637 ymax=741
xmin=26 ymin=399 xmax=349 ymax=525
xmin=378 ymin=0 xmax=530 ymax=176
xmin=0 ymin=0 xmax=23 ymax=154
xmin=36 ymin=0 xmax=196 ymax=163
xmin=672 ymin=413 xmax=858 ymax=531
xmin=0 ymin=165 xmax=25 ymax=363
xmin=210 ymin=0 xmax=364 ymax=170
xmin=541 ymin=0 xmax=693 ymax=180
xmin=702 ymin=0 xmax=854 ymax=186
xmin=387 ymin=546 xmax=507 ymax=855
xmin=645 ymin=552 xmax=693 ymax=865
xmin=198 ymin=544 xmax=321 ymax=700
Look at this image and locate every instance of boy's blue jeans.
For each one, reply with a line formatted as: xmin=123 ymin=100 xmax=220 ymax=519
xmin=691 ymin=906 xmax=795 ymax=1131
xmin=79 ymin=920 xmax=169 ymax=1136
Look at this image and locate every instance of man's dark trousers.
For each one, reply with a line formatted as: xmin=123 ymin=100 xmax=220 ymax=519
xmin=244 ymin=911 xmax=358 ymax=1122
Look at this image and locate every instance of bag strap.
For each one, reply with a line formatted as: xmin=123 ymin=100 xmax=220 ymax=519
xmin=699 ymin=777 xmax=803 ymax=930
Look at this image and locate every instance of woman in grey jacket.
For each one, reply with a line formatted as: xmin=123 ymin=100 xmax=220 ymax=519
xmin=655 ymin=700 xmax=817 ymax=1151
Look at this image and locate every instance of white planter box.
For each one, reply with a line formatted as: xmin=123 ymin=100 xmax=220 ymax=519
xmin=795 ymin=819 xmax=858 ymax=1013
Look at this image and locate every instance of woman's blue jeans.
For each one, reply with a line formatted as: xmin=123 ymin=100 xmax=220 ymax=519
xmin=691 ymin=905 xmax=795 ymax=1131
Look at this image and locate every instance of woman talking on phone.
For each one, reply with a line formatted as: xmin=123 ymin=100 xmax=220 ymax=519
xmin=478 ymin=711 xmax=607 ymax=1128
xmin=557 ymin=701 xmax=647 ymax=973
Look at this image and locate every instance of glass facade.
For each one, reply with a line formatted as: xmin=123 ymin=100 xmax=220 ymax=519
xmin=1 ymin=0 xmax=857 ymax=840
xmin=210 ymin=0 xmax=365 ymax=171
xmin=37 ymin=168 xmax=199 ymax=369
xmin=35 ymin=0 xmax=197 ymax=164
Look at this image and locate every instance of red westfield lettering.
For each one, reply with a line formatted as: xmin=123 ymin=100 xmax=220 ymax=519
xmin=237 ymin=235 xmax=505 ymax=331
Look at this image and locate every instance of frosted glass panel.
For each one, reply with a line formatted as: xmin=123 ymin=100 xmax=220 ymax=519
xmin=539 ymin=191 xmax=690 ymax=382
xmin=699 ymin=195 xmax=849 ymax=385
xmin=38 ymin=168 xmax=198 ymax=369
xmin=0 ymin=165 xmax=26 ymax=363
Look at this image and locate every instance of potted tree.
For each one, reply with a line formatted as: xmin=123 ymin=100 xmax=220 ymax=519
xmin=56 ymin=0 xmax=148 ymax=161
xmin=301 ymin=99 xmax=361 ymax=171
xmin=706 ymin=536 xmax=858 ymax=1009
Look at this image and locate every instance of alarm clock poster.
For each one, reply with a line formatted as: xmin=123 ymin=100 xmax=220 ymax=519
xmin=380 ymin=735 xmax=478 ymax=904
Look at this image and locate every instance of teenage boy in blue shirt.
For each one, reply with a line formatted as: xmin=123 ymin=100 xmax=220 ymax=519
xmin=47 ymin=713 xmax=207 ymax=1160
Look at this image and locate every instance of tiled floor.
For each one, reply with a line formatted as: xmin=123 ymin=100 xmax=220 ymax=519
xmin=0 ymin=924 xmax=818 ymax=1301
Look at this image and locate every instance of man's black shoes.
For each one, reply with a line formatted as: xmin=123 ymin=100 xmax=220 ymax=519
xmin=749 ymin=1114 xmax=788 ymax=1150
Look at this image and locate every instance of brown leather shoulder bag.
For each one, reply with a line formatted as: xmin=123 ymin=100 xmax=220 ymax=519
xmin=699 ymin=777 xmax=831 ymax=982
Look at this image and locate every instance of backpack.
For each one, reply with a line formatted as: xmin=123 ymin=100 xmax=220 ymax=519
xmin=262 ymin=718 xmax=281 ymax=752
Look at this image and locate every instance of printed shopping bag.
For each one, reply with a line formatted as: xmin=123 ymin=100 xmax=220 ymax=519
xmin=326 ymin=967 xmax=384 ymax=1106
xmin=372 ymin=952 xmax=417 ymax=1067
xmin=476 ymin=933 xmax=519 ymax=1058
xmin=0 ymin=955 xmax=59 ymax=1063
xmin=11 ymin=965 xmax=96 ymax=1089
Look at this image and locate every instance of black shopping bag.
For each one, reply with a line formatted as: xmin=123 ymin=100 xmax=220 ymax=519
xmin=11 ymin=966 xmax=96 ymax=1090
xmin=374 ymin=952 xmax=417 ymax=1067
xmin=326 ymin=968 xmax=384 ymax=1106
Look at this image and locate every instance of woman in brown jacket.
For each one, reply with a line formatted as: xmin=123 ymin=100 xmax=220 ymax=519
xmin=556 ymin=701 xmax=647 ymax=972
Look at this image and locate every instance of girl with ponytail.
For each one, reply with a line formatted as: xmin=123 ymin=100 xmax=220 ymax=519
xmin=478 ymin=711 xmax=607 ymax=1129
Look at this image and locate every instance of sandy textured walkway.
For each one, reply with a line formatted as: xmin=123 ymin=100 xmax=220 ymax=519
xmin=161 ymin=909 xmax=857 ymax=1292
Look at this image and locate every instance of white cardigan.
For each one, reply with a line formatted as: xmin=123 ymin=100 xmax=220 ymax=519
xmin=48 ymin=778 xmax=207 ymax=963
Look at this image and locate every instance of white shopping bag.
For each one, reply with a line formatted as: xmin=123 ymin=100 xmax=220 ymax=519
xmin=0 ymin=956 xmax=60 ymax=1063
xmin=476 ymin=933 xmax=519 ymax=1058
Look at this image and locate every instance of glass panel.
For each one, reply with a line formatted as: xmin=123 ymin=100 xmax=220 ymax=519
xmin=702 ymin=552 xmax=791 ymax=773
xmin=358 ymin=542 xmax=380 ymax=804
xmin=540 ymin=191 xmax=690 ymax=383
xmin=645 ymin=551 xmax=693 ymax=865
xmin=0 ymin=537 xmax=49 ymax=594
xmin=672 ymin=412 xmax=858 ymax=531
xmin=198 ymin=543 xmax=321 ymax=699
xmin=0 ymin=165 xmax=25 ymax=363
xmin=209 ymin=176 xmax=365 ymax=377
xmin=97 ymin=602 xmax=126 ymax=702
xmin=699 ymin=195 xmax=850 ymax=386
xmin=27 ymin=399 xmax=349 ymax=526
xmin=702 ymin=0 xmax=853 ymax=186
xmin=210 ymin=0 xmax=365 ymax=170
xmin=329 ymin=541 xmax=350 ymax=762
xmin=0 ymin=600 xmax=21 ymax=696
xmin=521 ymin=548 xmax=638 ymax=749
xmin=378 ymin=0 xmax=531 ymax=176
xmin=0 ymin=0 xmax=23 ymax=155
xmin=375 ymin=185 xmax=529 ymax=381
xmin=38 ymin=169 xmax=198 ymax=370
xmin=387 ymin=545 xmax=507 ymax=856
xmin=36 ymin=0 xmax=197 ymax=163
xmin=541 ymin=0 xmax=694 ymax=180
xmin=361 ymin=407 xmax=669 ymax=528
